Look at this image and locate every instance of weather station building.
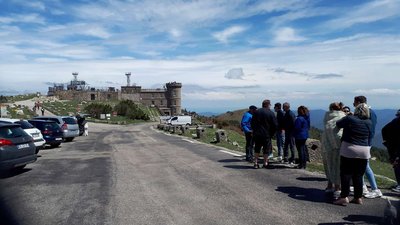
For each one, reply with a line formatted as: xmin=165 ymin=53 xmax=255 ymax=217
xmin=48 ymin=72 xmax=182 ymax=116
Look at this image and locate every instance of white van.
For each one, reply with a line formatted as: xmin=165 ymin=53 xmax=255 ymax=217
xmin=167 ymin=116 xmax=192 ymax=126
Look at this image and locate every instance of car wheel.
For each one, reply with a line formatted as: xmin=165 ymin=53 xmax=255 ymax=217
xmin=35 ymin=148 xmax=40 ymax=154
xmin=65 ymin=137 xmax=74 ymax=142
xmin=50 ymin=143 xmax=61 ymax=148
xmin=14 ymin=165 xmax=26 ymax=171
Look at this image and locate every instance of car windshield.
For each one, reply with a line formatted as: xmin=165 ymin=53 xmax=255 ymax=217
xmin=15 ymin=120 xmax=35 ymax=129
xmin=0 ymin=126 xmax=28 ymax=138
xmin=62 ymin=117 xmax=77 ymax=124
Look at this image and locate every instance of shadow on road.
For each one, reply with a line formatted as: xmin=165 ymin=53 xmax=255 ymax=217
xmin=276 ymin=186 xmax=328 ymax=203
xmin=296 ymin=176 xmax=327 ymax=182
xmin=218 ymin=158 xmax=243 ymax=163
xmin=318 ymin=214 xmax=384 ymax=225
xmin=223 ymin=165 xmax=255 ymax=170
xmin=0 ymin=168 xmax=32 ymax=179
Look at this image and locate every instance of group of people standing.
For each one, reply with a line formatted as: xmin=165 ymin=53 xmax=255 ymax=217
xmin=241 ymin=99 xmax=310 ymax=169
xmin=241 ymin=95 xmax=400 ymax=206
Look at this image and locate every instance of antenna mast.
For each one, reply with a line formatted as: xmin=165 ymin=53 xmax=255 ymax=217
xmin=125 ymin=72 xmax=131 ymax=86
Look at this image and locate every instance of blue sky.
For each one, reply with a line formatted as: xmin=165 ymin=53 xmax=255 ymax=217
xmin=0 ymin=0 xmax=399 ymax=113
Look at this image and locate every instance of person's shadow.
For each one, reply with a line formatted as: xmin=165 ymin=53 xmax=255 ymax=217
xmin=276 ymin=186 xmax=327 ymax=203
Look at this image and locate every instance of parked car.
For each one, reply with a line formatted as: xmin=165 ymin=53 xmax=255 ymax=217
xmin=28 ymin=120 xmax=64 ymax=148
xmin=34 ymin=116 xmax=79 ymax=141
xmin=0 ymin=122 xmax=37 ymax=170
xmin=0 ymin=118 xmax=45 ymax=154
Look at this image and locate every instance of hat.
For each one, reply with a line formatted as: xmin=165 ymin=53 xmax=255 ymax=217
xmin=396 ymin=109 xmax=400 ymax=116
xmin=249 ymin=105 xmax=257 ymax=110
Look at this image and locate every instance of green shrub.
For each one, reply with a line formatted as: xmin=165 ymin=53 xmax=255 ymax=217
xmin=114 ymin=100 xmax=150 ymax=121
xmin=84 ymin=103 xmax=112 ymax=119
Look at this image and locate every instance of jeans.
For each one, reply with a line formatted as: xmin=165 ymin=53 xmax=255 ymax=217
xmin=340 ymin=156 xmax=368 ymax=199
xmin=284 ymin=131 xmax=295 ymax=161
xmin=296 ymin=139 xmax=307 ymax=167
xmin=363 ymin=160 xmax=378 ymax=190
xmin=276 ymin=130 xmax=285 ymax=157
xmin=244 ymin=132 xmax=254 ymax=161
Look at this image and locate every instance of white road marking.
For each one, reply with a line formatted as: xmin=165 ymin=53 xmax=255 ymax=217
xmin=183 ymin=139 xmax=194 ymax=143
xmin=219 ymin=150 xmax=242 ymax=157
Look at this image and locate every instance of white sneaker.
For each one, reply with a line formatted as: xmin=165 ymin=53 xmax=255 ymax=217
xmin=276 ymin=156 xmax=282 ymax=162
xmin=333 ymin=191 xmax=341 ymax=199
xmin=350 ymin=186 xmax=354 ymax=192
xmin=268 ymin=153 xmax=274 ymax=159
xmin=392 ymin=185 xmax=400 ymax=192
xmin=363 ymin=185 xmax=369 ymax=195
xmin=364 ymin=189 xmax=383 ymax=198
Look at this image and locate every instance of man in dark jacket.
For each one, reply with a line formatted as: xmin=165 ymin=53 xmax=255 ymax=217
xmin=274 ymin=102 xmax=285 ymax=162
xmin=382 ymin=110 xmax=400 ymax=192
xmin=282 ymin=102 xmax=296 ymax=163
xmin=251 ymin=99 xmax=277 ymax=169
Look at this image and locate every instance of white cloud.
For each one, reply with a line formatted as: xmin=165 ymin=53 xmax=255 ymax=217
xmin=0 ymin=13 xmax=46 ymax=25
xmin=324 ymin=0 xmax=400 ymax=29
xmin=225 ymin=68 xmax=245 ymax=80
xmin=25 ymin=1 xmax=46 ymax=11
xmin=274 ymin=27 xmax=305 ymax=43
xmin=353 ymin=88 xmax=400 ymax=96
xmin=185 ymin=91 xmax=246 ymax=100
xmin=213 ymin=25 xmax=247 ymax=43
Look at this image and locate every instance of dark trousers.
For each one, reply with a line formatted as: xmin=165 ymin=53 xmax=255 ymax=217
xmin=394 ymin=163 xmax=400 ymax=185
xmin=284 ymin=131 xmax=295 ymax=161
xmin=340 ymin=156 xmax=368 ymax=199
xmin=245 ymin=132 xmax=254 ymax=161
xmin=295 ymin=139 xmax=308 ymax=167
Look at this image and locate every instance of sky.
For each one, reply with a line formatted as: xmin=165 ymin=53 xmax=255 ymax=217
xmin=0 ymin=0 xmax=399 ymax=113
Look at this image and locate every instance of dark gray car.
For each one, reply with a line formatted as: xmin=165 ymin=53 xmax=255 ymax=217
xmin=34 ymin=116 xmax=79 ymax=142
xmin=0 ymin=123 xmax=37 ymax=170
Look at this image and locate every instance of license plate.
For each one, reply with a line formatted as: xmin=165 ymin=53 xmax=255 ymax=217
xmin=17 ymin=143 xmax=30 ymax=149
xmin=55 ymin=138 xmax=62 ymax=141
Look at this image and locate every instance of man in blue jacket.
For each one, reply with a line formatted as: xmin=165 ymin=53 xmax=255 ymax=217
xmin=241 ymin=105 xmax=257 ymax=162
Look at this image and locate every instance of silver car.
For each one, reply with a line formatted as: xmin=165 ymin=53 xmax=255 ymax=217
xmin=34 ymin=116 xmax=79 ymax=142
xmin=0 ymin=123 xmax=37 ymax=170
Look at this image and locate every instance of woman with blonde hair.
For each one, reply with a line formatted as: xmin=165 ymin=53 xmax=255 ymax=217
xmin=334 ymin=103 xmax=372 ymax=206
xmin=320 ymin=102 xmax=346 ymax=199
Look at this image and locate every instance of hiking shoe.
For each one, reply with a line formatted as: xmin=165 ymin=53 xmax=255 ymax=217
xmin=392 ymin=185 xmax=400 ymax=192
xmin=364 ymin=189 xmax=383 ymax=199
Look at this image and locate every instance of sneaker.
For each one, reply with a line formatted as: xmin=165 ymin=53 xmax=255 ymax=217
xmin=276 ymin=156 xmax=283 ymax=162
xmin=363 ymin=185 xmax=369 ymax=195
xmin=268 ymin=153 xmax=274 ymax=159
xmin=392 ymin=185 xmax=400 ymax=192
xmin=364 ymin=189 xmax=383 ymax=199
xmin=333 ymin=191 xmax=341 ymax=199
xmin=350 ymin=186 xmax=354 ymax=192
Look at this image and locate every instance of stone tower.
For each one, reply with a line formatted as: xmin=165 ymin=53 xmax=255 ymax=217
xmin=165 ymin=82 xmax=182 ymax=115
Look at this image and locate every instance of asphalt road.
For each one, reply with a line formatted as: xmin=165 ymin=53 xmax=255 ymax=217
xmin=0 ymin=122 xmax=391 ymax=225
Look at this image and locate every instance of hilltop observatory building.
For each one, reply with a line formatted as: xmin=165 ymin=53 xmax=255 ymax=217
xmin=48 ymin=73 xmax=182 ymax=116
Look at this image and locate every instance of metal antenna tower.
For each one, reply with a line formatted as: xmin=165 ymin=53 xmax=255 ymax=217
xmin=125 ymin=72 xmax=131 ymax=86
xmin=72 ymin=72 xmax=78 ymax=82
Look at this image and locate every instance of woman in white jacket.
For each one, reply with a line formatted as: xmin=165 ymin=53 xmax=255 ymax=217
xmin=321 ymin=102 xmax=346 ymax=199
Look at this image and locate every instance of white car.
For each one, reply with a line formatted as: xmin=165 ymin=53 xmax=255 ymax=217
xmin=0 ymin=118 xmax=45 ymax=154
